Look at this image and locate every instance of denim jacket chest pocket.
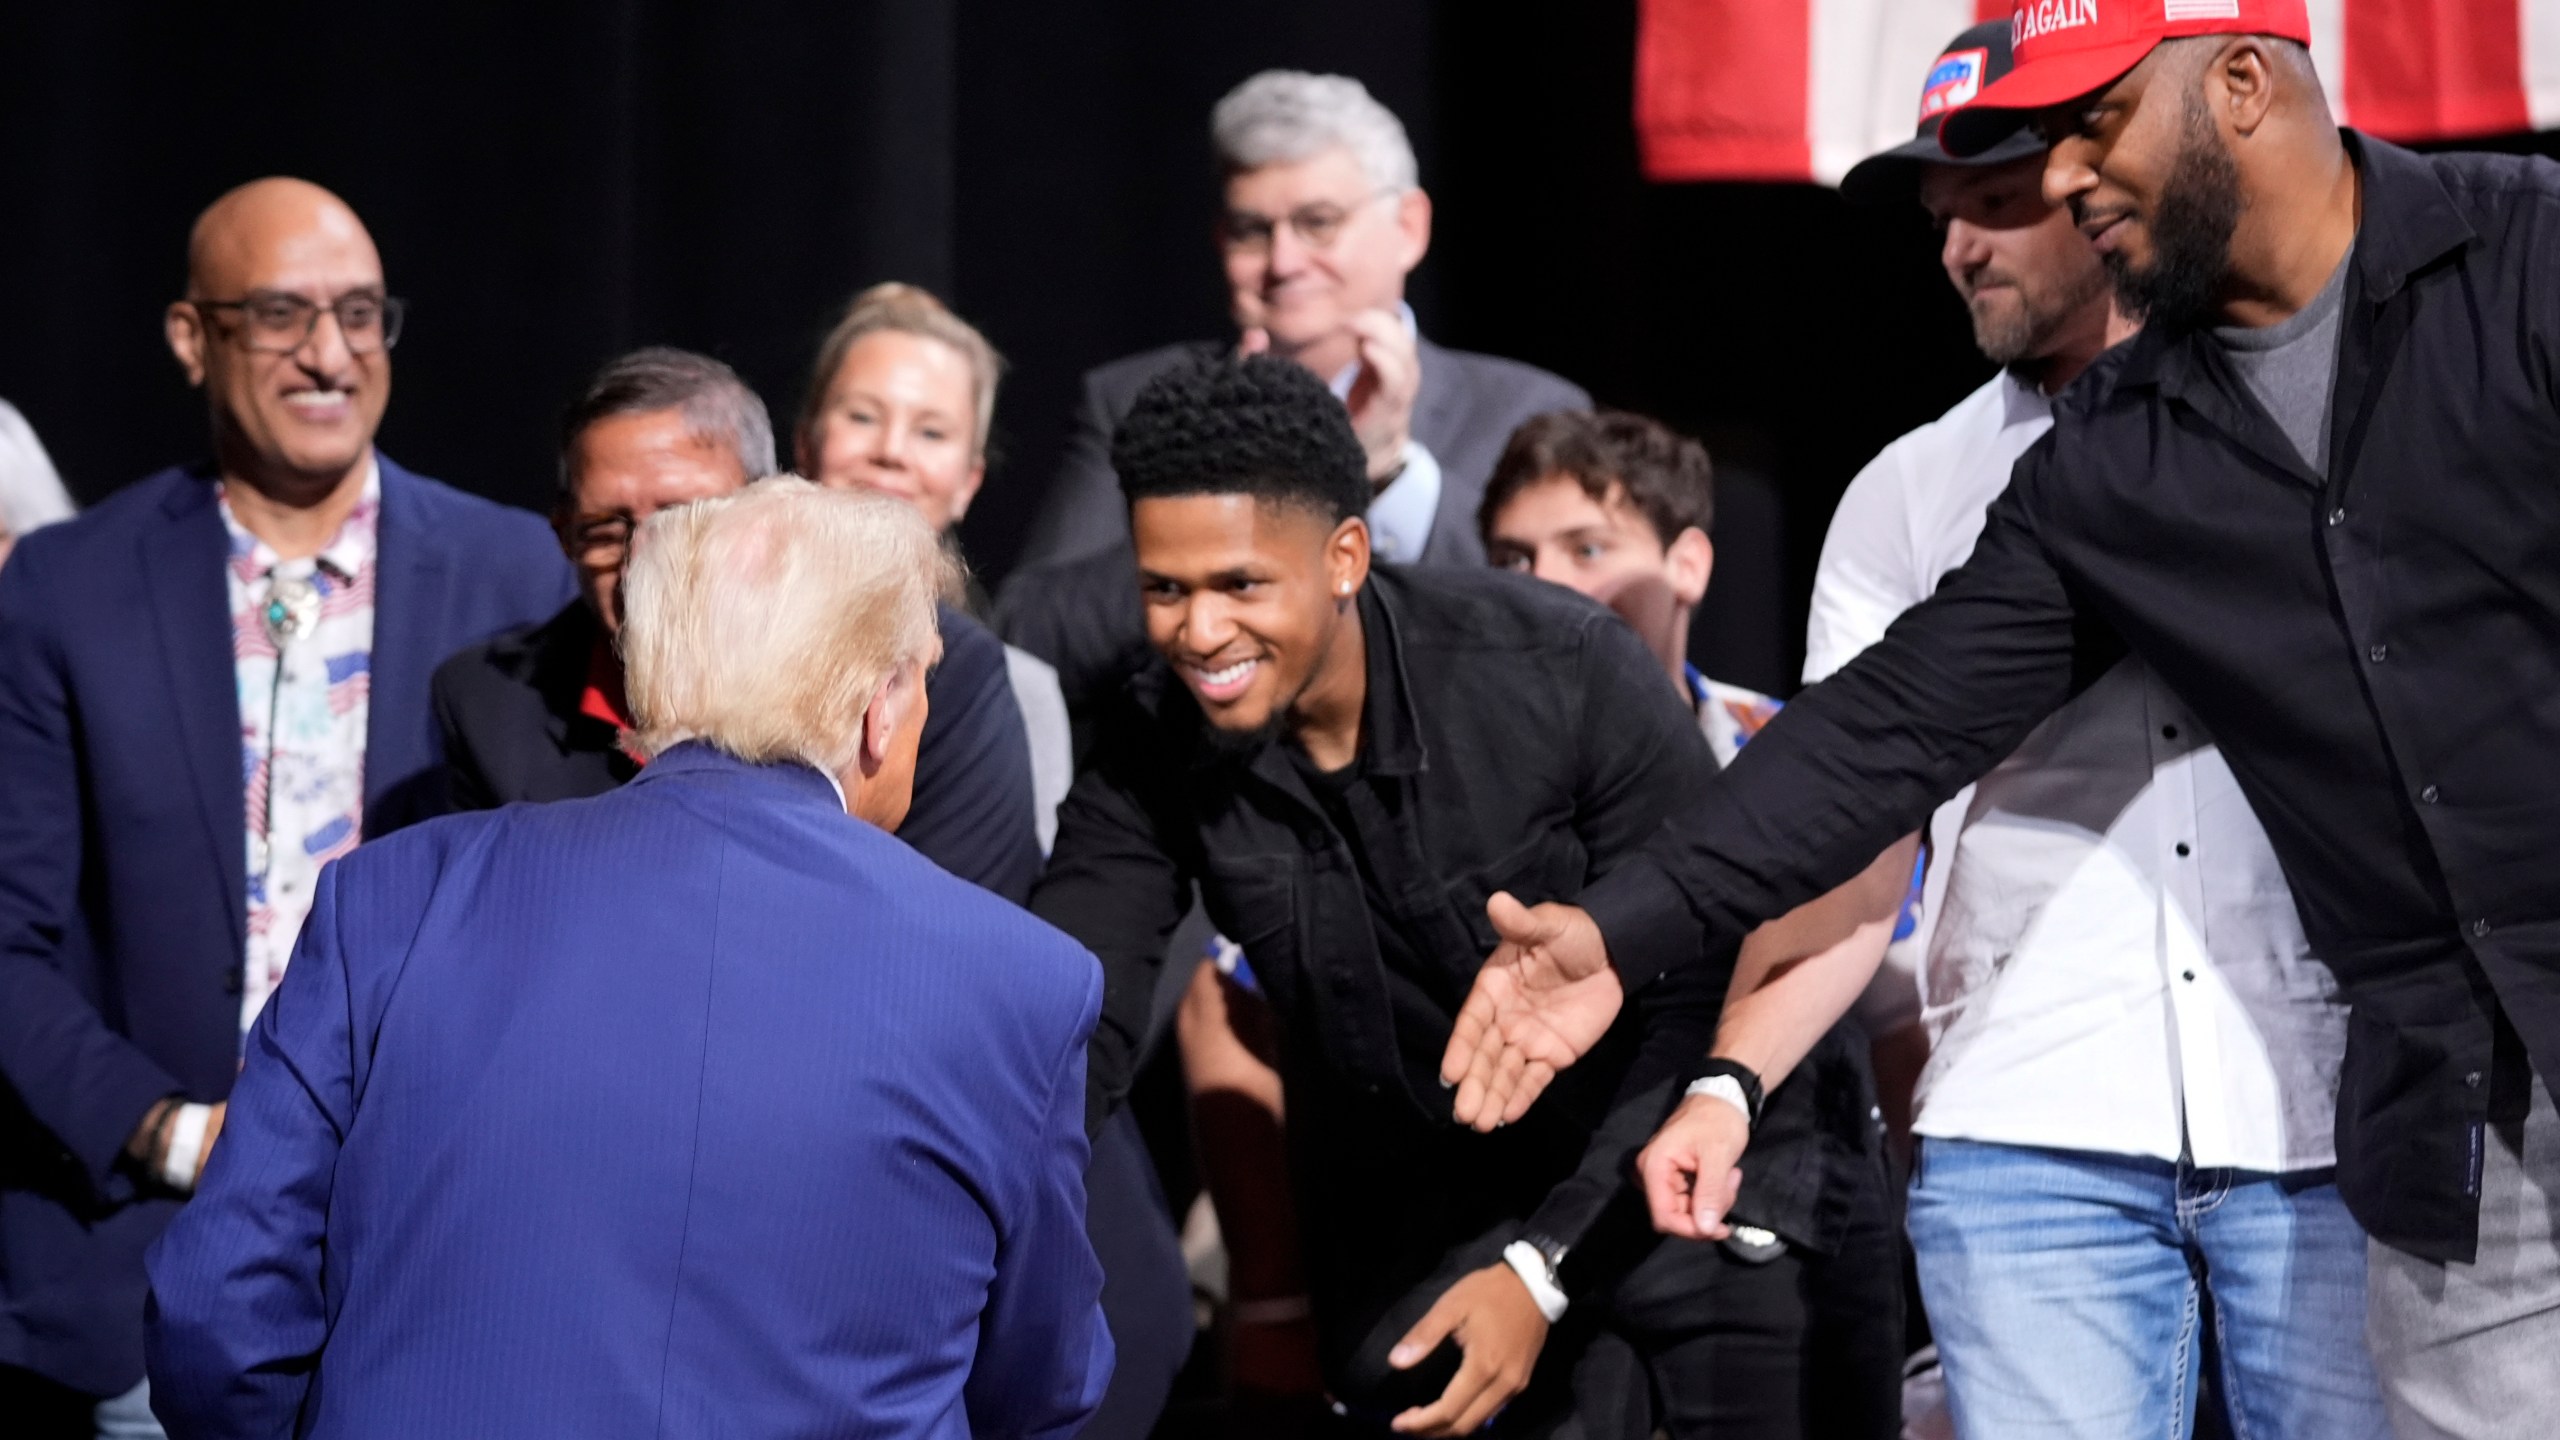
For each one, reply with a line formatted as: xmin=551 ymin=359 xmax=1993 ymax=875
xmin=1445 ymin=826 xmax=1591 ymax=956
xmin=1199 ymin=850 xmax=1309 ymax=1014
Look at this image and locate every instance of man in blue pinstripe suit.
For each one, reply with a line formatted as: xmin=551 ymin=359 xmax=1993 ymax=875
xmin=144 ymin=479 xmax=1111 ymax=1439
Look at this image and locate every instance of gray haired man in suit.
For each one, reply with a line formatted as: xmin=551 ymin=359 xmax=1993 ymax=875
xmin=1002 ymin=69 xmax=1588 ymax=702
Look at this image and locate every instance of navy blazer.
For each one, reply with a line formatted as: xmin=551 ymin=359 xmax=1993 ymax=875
xmin=0 ymin=455 xmax=570 ymax=1396
xmin=146 ymin=745 xmax=1111 ymax=1440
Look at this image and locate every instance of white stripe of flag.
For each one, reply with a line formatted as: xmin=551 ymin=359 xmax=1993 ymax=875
xmin=2529 ymin=0 xmax=2560 ymax=130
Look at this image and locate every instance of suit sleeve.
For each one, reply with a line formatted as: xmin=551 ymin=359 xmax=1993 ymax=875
xmin=965 ymin=960 xmax=1113 ymax=1440
xmin=0 ymin=540 xmax=183 ymax=1201
xmin=145 ymin=860 xmax=362 ymax=1440
xmin=903 ymin=608 xmax=1043 ymax=905
xmin=1015 ymin=368 xmax=1134 ymax=572
xmin=1581 ymin=442 xmax=2086 ymax=990
xmin=1029 ymin=724 xmax=1197 ymax=1134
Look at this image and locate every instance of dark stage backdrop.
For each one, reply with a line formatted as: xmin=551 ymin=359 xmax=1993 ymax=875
xmin=11 ymin=4 xmax=2551 ymax=694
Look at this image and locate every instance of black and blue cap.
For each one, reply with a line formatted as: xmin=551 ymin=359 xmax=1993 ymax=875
xmin=1838 ymin=20 xmax=2049 ymax=206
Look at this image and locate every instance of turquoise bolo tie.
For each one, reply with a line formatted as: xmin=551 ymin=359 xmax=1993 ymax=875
xmin=261 ymin=572 xmax=322 ymax=649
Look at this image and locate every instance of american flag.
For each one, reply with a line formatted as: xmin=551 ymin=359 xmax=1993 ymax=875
xmin=1640 ymin=0 xmax=2560 ymax=185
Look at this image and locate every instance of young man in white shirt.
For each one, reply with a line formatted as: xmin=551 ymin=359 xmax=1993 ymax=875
xmin=1631 ymin=21 xmax=2387 ymax=1440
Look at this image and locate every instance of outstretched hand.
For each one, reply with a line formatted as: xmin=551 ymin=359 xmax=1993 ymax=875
xmin=1637 ymin=1092 xmax=1749 ymax=1240
xmin=1441 ymin=894 xmax=1621 ymax=1132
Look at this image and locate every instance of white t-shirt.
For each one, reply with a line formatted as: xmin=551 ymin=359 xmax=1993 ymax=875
xmin=1805 ymin=371 xmax=2346 ymax=1172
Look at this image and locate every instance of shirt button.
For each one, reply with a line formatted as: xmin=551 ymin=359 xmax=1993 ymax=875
xmin=2472 ymin=918 xmax=2493 ymax=939
xmin=2420 ymin=785 xmax=2441 ymax=805
xmin=2465 ymin=1071 xmax=2484 ymax=1089
xmin=2368 ymin=643 xmax=2390 ymax=663
xmin=2175 ymin=842 xmax=2192 ymax=857
xmin=2161 ymin=724 xmax=2180 ymax=741
xmin=2181 ymin=970 xmax=2197 ymax=982
xmin=2327 ymin=507 xmax=2347 ymax=526
xmin=222 ymin=970 xmax=244 ymax=996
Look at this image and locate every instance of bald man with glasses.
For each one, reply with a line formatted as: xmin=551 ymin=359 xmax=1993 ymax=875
xmin=0 ymin=176 xmax=567 ymax=1436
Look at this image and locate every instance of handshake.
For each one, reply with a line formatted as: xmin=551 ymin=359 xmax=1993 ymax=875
xmin=1440 ymin=893 xmax=1755 ymax=1242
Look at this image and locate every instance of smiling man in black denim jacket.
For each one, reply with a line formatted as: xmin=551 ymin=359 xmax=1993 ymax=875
xmin=1031 ymin=355 xmax=1871 ymax=1439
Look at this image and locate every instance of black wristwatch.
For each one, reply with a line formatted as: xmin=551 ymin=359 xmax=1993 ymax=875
xmin=1687 ymin=1057 xmax=1766 ymax=1131
xmin=1516 ymin=1229 xmax=1570 ymax=1281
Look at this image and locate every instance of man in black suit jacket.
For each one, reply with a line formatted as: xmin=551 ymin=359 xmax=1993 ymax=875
xmin=1003 ymin=70 xmax=1588 ymax=707
xmin=433 ymin=348 xmax=1041 ymax=903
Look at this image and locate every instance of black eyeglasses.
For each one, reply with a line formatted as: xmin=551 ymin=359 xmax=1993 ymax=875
xmin=191 ymin=290 xmax=406 ymax=355
xmin=566 ymin=513 xmax=637 ymax=567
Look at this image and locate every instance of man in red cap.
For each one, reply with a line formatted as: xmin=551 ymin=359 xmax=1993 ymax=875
xmin=1624 ymin=16 xmax=2387 ymax=1440
xmin=1443 ymin=7 xmax=2560 ymax=1437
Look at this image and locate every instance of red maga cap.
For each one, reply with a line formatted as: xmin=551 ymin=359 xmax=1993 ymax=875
xmin=1940 ymin=0 xmax=2312 ymax=157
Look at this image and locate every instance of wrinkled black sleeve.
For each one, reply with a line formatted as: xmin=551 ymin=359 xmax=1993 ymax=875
xmin=1582 ymin=443 xmax=2088 ymax=990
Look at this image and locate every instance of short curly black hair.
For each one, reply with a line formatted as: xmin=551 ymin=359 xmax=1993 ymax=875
xmin=1111 ymin=354 xmax=1370 ymax=524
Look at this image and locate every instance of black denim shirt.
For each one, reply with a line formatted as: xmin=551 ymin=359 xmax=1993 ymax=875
xmin=1584 ymin=134 xmax=2560 ymax=1263
xmin=1032 ymin=566 xmax=1875 ymax=1289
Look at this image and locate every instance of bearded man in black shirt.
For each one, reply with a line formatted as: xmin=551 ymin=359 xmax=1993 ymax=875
xmin=1443 ymin=7 xmax=2560 ymax=1437
xmin=1032 ymin=355 xmax=1897 ymax=1438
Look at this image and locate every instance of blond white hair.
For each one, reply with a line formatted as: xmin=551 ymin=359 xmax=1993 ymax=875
xmin=622 ymin=476 xmax=951 ymax=774
xmin=800 ymin=282 xmax=1005 ymax=460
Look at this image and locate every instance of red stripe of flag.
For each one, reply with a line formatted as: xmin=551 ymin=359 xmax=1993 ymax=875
xmin=2345 ymin=0 xmax=2532 ymax=141
xmin=1637 ymin=0 xmax=1813 ymax=181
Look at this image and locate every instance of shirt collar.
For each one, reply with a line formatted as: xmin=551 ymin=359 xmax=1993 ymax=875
xmin=1351 ymin=573 xmax=1428 ymax=777
xmin=1362 ymin=439 xmax=1442 ymax=564
xmin=2001 ymin=369 xmax=2056 ymax=430
xmin=218 ymin=453 xmax=383 ymax=582
xmin=2115 ymin=131 xmax=2475 ymax=396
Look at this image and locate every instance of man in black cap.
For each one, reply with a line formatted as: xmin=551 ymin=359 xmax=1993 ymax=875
xmin=1622 ymin=19 xmax=2387 ymax=1440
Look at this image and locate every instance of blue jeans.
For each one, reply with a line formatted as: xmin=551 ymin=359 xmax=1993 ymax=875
xmin=1906 ymin=1139 xmax=2388 ymax=1440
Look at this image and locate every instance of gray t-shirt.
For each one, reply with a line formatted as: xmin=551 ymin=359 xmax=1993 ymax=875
xmin=2215 ymin=248 xmax=2353 ymax=473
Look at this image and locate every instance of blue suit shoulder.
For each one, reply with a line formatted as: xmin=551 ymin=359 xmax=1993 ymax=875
xmin=2 ymin=466 xmax=205 ymax=579
xmin=323 ymin=800 xmax=508 ymax=897
xmin=379 ymin=458 xmax=571 ymax=603
xmin=894 ymin=831 xmax=1102 ymax=1029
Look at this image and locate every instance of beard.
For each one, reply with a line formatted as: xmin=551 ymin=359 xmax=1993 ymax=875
xmin=1967 ymin=259 xmax=2111 ymax=381
xmin=1200 ymin=709 xmax=1290 ymax=758
xmin=2103 ymin=90 xmax=2243 ymax=334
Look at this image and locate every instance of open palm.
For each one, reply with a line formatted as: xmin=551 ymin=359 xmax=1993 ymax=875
xmin=1443 ymin=893 xmax=1623 ymax=1131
